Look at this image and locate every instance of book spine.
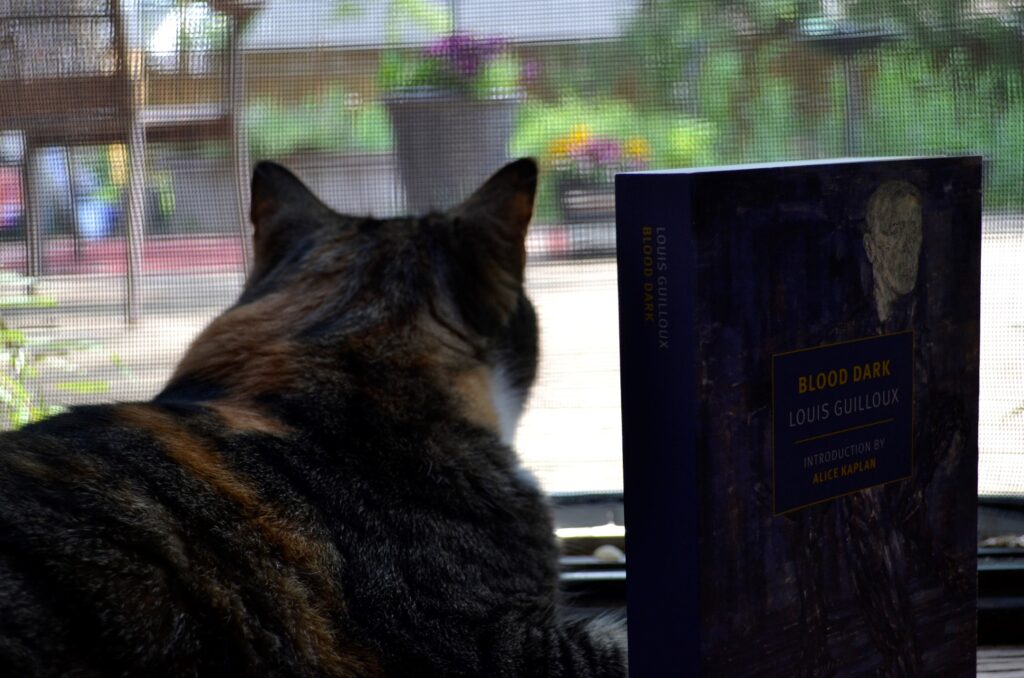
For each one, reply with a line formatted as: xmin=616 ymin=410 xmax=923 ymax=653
xmin=615 ymin=173 xmax=700 ymax=675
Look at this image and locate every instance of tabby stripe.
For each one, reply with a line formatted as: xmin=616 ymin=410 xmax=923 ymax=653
xmin=206 ymin=400 xmax=292 ymax=437
xmin=116 ymin=404 xmax=374 ymax=677
xmin=1 ymin=436 xmax=248 ymax=672
xmin=170 ymin=296 xmax=301 ymax=400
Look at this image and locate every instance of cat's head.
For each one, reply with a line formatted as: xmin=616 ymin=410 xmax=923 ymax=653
xmin=168 ymin=159 xmax=539 ymax=442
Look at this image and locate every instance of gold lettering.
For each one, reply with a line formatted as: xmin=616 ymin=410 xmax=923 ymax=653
xmin=853 ymin=360 xmax=893 ymax=383
xmin=797 ymin=368 xmax=848 ymax=394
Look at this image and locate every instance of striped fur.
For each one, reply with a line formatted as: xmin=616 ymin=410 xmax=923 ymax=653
xmin=0 ymin=160 xmax=627 ymax=676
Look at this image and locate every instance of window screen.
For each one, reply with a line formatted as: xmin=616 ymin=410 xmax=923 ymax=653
xmin=0 ymin=0 xmax=1020 ymax=499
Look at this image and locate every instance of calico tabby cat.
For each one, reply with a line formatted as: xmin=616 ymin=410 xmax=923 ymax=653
xmin=0 ymin=159 xmax=627 ymax=677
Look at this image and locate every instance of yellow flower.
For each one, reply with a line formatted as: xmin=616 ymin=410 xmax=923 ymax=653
xmin=546 ymin=137 xmax=573 ymax=158
xmin=566 ymin=124 xmax=592 ymax=149
xmin=625 ymin=136 xmax=650 ymax=162
xmin=546 ymin=124 xmax=593 ymax=160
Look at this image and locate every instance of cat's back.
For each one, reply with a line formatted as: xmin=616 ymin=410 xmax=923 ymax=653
xmin=0 ymin=401 xmax=391 ymax=677
xmin=0 ymin=395 xmax=561 ymax=678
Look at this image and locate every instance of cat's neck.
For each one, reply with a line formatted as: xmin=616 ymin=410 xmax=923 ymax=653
xmin=162 ymin=311 xmax=520 ymax=445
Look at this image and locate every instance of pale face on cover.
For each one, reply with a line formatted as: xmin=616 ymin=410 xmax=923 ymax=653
xmin=863 ymin=180 xmax=923 ymax=322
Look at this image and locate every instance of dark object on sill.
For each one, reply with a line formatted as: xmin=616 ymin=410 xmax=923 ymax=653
xmin=979 ymin=496 xmax=1024 ymax=542
xmin=559 ymin=534 xmax=625 ymax=557
xmin=550 ymin=491 xmax=623 ymax=506
xmin=550 ymin=491 xmax=625 ymax=557
xmin=978 ymin=550 xmax=1024 ymax=645
xmin=560 ymin=554 xmax=626 ymax=613
xmin=981 ymin=535 xmax=1024 ymax=549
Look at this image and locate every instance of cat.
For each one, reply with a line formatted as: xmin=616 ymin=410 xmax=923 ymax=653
xmin=0 ymin=159 xmax=628 ymax=677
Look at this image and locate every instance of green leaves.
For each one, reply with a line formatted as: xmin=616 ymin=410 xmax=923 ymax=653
xmin=334 ymin=0 xmax=452 ymax=40
xmin=377 ymin=49 xmax=444 ymax=92
xmin=0 ymin=295 xmax=58 ymax=310
xmin=247 ymin=87 xmax=392 ymax=158
xmin=473 ymin=54 xmax=522 ymax=99
xmin=55 ymin=381 xmax=110 ymax=395
xmin=0 ymin=272 xmax=121 ymax=430
xmin=387 ymin=0 xmax=452 ymax=36
xmin=378 ymin=35 xmax=520 ymax=98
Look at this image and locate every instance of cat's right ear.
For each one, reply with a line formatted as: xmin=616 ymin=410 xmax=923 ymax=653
xmin=447 ymin=158 xmax=537 ymax=335
xmin=250 ymin=162 xmax=321 ymax=268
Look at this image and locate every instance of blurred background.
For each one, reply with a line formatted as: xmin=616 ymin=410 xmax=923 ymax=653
xmin=0 ymin=0 xmax=1021 ymax=506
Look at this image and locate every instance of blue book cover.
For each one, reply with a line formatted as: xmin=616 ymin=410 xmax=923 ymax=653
xmin=615 ymin=157 xmax=981 ymax=677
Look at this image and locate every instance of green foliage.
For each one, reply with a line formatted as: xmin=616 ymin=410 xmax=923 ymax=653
xmin=0 ymin=272 xmax=124 ymax=430
xmin=611 ymin=1 xmax=1024 ymax=209
xmin=386 ymin=0 xmax=451 ymax=36
xmin=622 ymin=0 xmax=823 ymax=109
xmin=511 ymin=98 xmax=718 ymax=219
xmin=513 ymin=98 xmax=712 ymax=166
xmin=0 ymin=294 xmax=58 ymax=310
xmin=349 ymin=101 xmax=393 ymax=151
xmin=247 ymin=88 xmax=392 ymax=158
xmin=336 ymin=0 xmax=452 ymax=39
xmin=377 ymin=50 xmax=435 ymax=92
xmin=862 ymin=45 xmax=1024 ymax=208
xmin=473 ymin=54 xmax=522 ymax=99
xmin=151 ymin=171 xmax=177 ymax=217
xmin=55 ymin=380 xmax=110 ymax=395
xmin=620 ymin=3 xmax=707 ymax=110
xmin=514 ymin=26 xmax=1024 ymax=213
xmin=378 ymin=36 xmax=521 ymax=99
xmin=846 ymin=0 xmax=1024 ymax=71
xmin=663 ymin=119 xmax=718 ymax=168
xmin=530 ymin=42 xmax=629 ymax=101
xmin=512 ymin=99 xmax=641 ymax=158
xmin=255 ymin=1 xmax=1024 ymax=213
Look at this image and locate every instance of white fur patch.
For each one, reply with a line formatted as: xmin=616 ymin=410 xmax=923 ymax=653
xmin=489 ymin=365 xmax=523 ymax=446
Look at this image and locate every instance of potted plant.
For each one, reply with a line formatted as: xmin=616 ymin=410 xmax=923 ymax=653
xmin=380 ymin=33 xmax=524 ymax=213
xmin=545 ymin=125 xmax=650 ymax=224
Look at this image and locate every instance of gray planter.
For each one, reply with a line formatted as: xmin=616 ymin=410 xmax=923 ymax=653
xmin=386 ymin=89 xmax=520 ymax=214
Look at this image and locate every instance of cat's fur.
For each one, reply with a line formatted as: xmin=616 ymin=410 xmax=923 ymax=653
xmin=0 ymin=159 xmax=627 ymax=677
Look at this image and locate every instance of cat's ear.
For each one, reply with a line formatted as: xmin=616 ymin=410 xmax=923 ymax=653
xmin=250 ymin=162 xmax=321 ymax=267
xmin=447 ymin=158 xmax=537 ymax=334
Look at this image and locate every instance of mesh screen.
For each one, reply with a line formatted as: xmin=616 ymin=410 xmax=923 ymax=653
xmin=0 ymin=0 xmax=1020 ymax=496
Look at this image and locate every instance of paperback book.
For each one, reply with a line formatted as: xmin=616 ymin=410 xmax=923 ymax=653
xmin=615 ymin=157 xmax=981 ymax=677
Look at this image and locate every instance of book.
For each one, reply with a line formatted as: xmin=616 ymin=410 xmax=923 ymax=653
xmin=615 ymin=157 xmax=981 ymax=677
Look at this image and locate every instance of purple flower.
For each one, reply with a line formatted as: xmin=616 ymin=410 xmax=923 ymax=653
xmin=520 ymin=59 xmax=541 ymax=84
xmin=424 ymin=33 xmax=508 ymax=81
xmin=588 ymin=139 xmax=623 ymax=167
xmin=567 ymin=139 xmax=623 ymax=172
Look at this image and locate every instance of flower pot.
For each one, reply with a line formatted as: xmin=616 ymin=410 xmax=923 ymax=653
xmin=555 ymin=176 xmax=616 ymax=224
xmin=386 ymin=89 xmax=520 ymax=213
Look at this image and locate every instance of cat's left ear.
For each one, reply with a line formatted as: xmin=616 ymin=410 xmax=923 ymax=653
xmin=250 ymin=162 xmax=322 ymax=272
xmin=447 ymin=158 xmax=537 ymax=334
